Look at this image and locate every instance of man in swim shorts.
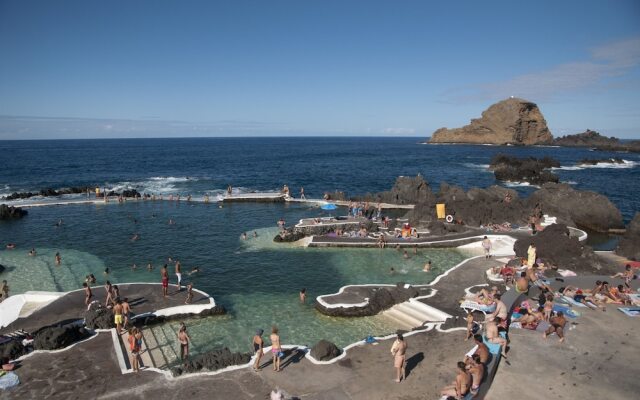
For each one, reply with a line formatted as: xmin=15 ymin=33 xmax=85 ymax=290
xmin=121 ymin=298 xmax=132 ymax=329
xmin=543 ymin=311 xmax=567 ymax=343
xmin=253 ymin=329 xmax=264 ymax=371
xmin=178 ymin=324 xmax=190 ymax=364
xmin=175 ymin=260 xmax=182 ymax=290
xmin=467 ymin=354 xmax=484 ymax=395
xmin=481 ymin=236 xmax=492 ymax=259
xmin=113 ymin=299 xmax=124 ymax=334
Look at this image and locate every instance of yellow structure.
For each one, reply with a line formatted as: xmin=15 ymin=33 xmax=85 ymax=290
xmin=436 ymin=203 xmax=446 ymax=219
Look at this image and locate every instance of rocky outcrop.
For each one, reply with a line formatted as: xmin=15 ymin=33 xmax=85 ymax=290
xmin=3 ymin=186 xmax=92 ymax=201
xmin=368 ymin=175 xmax=436 ymax=205
xmin=83 ymin=302 xmax=115 ymax=330
xmin=171 ymin=348 xmax=251 ymax=376
xmin=616 ymin=213 xmax=640 ymax=260
xmin=0 ymin=263 xmax=5 ymax=273
xmin=553 ymin=130 xmax=640 ymax=152
xmin=310 ymin=340 xmax=342 ymax=361
xmin=489 ymin=154 xmax=560 ymax=185
xmin=273 ymin=228 xmax=306 ymax=243
xmin=33 ymin=324 xmax=92 ymax=351
xmin=406 ymin=183 xmax=531 ymax=228
xmin=132 ymin=305 xmax=227 ymax=327
xmin=513 ymin=224 xmax=607 ymax=274
xmin=316 ymin=284 xmax=420 ymax=317
xmin=429 ymin=98 xmax=553 ymax=145
xmin=0 ymin=340 xmax=27 ymax=361
xmin=121 ymin=189 xmax=141 ymax=198
xmin=528 ymin=183 xmax=624 ymax=232
xmin=0 ymin=204 xmax=27 ymax=220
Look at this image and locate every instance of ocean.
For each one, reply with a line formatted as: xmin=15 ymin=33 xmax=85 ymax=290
xmin=0 ymin=137 xmax=638 ymax=354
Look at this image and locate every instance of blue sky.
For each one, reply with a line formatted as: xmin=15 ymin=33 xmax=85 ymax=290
xmin=1 ymin=0 xmax=639 ymax=139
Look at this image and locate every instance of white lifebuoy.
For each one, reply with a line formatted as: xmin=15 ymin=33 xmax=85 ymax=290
xmin=445 ymin=215 xmax=454 ymax=223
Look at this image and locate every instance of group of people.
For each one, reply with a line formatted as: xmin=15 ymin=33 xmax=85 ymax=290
xmin=251 ymin=326 xmax=283 ymax=372
xmin=347 ymin=201 xmax=382 ymax=220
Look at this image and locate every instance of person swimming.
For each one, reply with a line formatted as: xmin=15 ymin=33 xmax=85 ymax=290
xmin=188 ymin=267 xmax=200 ymax=275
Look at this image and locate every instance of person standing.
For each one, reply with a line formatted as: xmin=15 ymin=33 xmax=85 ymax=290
xmin=175 ymin=260 xmax=182 ymax=290
xmin=299 ymin=187 xmax=306 ymax=200
xmin=185 ymin=282 xmax=193 ymax=304
xmin=390 ymin=333 xmax=408 ymax=383
xmin=270 ymin=326 xmax=282 ymax=372
xmin=104 ymin=281 xmax=114 ymax=307
xmin=128 ymin=327 xmax=143 ymax=372
xmin=178 ymin=324 xmax=190 ymax=364
xmin=122 ymin=298 xmax=132 ymax=329
xmin=252 ymin=329 xmax=264 ymax=371
xmin=481 ymin=236 xmax=492 ymax=259
xmin=161 ymin=264 xmax=169 ymax=298
xmin=55 ymin=252 xmax=62 ymax=265
xmin=83 ymin=282 xmax=93 ymax=307
xmin=113 ymin=299 xmax=124 ymax=334
xmin=527 ymin=243 xmax=536 ymax=267
xmin=0 ymin=280 xmax=9 ymax=302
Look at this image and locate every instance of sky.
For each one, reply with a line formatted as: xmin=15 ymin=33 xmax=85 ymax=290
xmin=1 ymin=0 xmax=639 ymax=139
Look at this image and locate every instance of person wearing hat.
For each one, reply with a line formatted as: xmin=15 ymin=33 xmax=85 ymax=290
xmin=252 ymin=329 xmax=264 ymax=371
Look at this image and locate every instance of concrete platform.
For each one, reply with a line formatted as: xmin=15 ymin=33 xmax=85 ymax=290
xmin=0 ymin=283 xmax=213 ymax=335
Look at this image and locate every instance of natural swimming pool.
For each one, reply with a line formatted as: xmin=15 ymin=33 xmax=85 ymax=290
xmin=0 ymin=201 xmax=468 ymax=353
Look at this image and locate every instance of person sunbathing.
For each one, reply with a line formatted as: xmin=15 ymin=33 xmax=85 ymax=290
xmin=440 ymin=361 xmax=472 ymax=399
xmin=611 ymin=264 xmax=635 ymax=288
xmin=474 ymin=286 xmax=499 ymax=305
xmin=486 ymin=293 xmax=507 ymax=321
xmin=466 ymin=334 xmax=490 ymax=365
xmin=558 ymin=286 xmax=600 ymax=310
xmin=485 ymin=318 xmax=508 ymax=358
xmin=512 ymin=309 xmax=540 ymax=328
xmin=467 ymin=354 xmax=485 ymax=396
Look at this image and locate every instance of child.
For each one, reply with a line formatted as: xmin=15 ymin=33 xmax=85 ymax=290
xmin=185 ymin=282 xmax=193 ymax=304
xmin=543 ymin=293 xmax=554 ymax=322
xmin=464 ymin=313 xmax=475 ymax=341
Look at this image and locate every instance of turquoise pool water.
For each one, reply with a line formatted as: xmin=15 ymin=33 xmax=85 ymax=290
xmin=0 ymin=201 xmax=468 ymax=353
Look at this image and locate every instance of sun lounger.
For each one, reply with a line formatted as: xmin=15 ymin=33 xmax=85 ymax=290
xmin=618 ymin=307 xmax=640 ymax=317
xmin=461 ymin=300 xmax=497 ymax=315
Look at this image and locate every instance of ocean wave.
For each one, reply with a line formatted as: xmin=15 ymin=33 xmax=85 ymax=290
xmin=502 ymin=181 xmax=540 ymax=189
xmin=553 ymin=159 xmax=637 ymax=171
xmin=149 ymin=176 xmax=194 ymax=182
xmin=462 ymin=163 xmax=491 ymax=171
xmin=562 ymin=181 xmax=578 ymax=185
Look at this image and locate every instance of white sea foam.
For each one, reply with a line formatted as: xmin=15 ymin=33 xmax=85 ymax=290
xmin=563 ymin=181 xmax=578 ymax=185
xmin=462 ymin=163 xmax=491 ymax=171
xmin=502 ymin=181 xmax=540 ymax=189
xmin=552 ymin=159 xmax=637 ymax=171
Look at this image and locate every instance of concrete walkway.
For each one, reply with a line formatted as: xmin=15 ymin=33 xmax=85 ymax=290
xmin=1 ymin=283 xmax=211 ymax=335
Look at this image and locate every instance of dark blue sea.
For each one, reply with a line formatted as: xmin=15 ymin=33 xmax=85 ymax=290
xmin=0 ymin=137 xmax=638 ymax=220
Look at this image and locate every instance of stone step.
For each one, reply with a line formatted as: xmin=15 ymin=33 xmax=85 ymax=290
xmin=383 ymin=308 xmax=422 ymax=330
xmin=394 ymin=303 xmax=432 ymax=325
xmin=381 ymin=309 xmax=414 ymax=331
xmin=409 ymin=299 xmax=452 ymax=322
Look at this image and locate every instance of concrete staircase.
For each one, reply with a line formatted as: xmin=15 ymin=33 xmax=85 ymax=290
xmin=382 ymin=299 xmax=452 ymax=330
xmin=115 ymin=323 xmax=184 ymax=372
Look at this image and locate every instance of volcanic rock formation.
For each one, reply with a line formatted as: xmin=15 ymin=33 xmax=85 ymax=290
xmin=429 ymin=98 xmax=553 ymax=145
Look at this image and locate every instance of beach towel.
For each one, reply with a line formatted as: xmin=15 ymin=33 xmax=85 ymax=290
xmin=618 ymin=307 xmax=640 ymax=317
xmin=559 ymin=295 xmax=588 ymax=308
xmin=557 ymin=269 xmax=577 ymax=277
xmin=0 ymin=372 xmax=19 ymax=390
xmin=628 ymin=294 xmax=640 ymax=306
xmin=460 ymin=300 xmax=496 ymax=314
xmin=482 ymin=334 xmax=504 ymax=355
xmin=552 ymin=304 xmax=581 ymax=318
xmin=485 ymin=268 xmax=503 ymax=283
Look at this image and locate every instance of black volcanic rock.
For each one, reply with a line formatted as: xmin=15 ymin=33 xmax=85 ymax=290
xmin=616 ymin=213 xmax=640 ymax=260
xmin=0 ymin=204 xmax=28 ymax=219
xmin=33 ymin=325 xmax=92 ymax=351
xmin=528 ymin=183 xmax=624 ymax=232
xmin=171 ymin=348 xmax=251 ymax=376
xmin=316 ymin=284 xmax=420 ymax=317
xmin=513 ymin=224 xmax=606 ymax=273
xmin=553 ymin=129 xmax=640 ymax=152
xmin=83 ymin=302 xmax=115 ymax=330
xmin=489 ymin=154 xmax=560 ymax=185
xmin=372 ymin=175 xmax=436 ymax=205
xmin=0 ymin=340 xmax=27 ymax=361
xmin=4 ymin=186 xmax=92 ymax=200
xmin=310 ymin=340 xmax=342 ymax=361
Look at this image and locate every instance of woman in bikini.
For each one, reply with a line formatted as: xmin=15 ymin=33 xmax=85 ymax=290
xmin=270 ymin=326 xmax=282 ymax=372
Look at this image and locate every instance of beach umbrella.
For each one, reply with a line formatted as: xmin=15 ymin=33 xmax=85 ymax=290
xmin=320 ymin=203 xmax=337 ymax=211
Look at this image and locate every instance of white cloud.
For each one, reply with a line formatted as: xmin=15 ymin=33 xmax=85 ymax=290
xmin=445 ymin=37 xmax=640 ymax=103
